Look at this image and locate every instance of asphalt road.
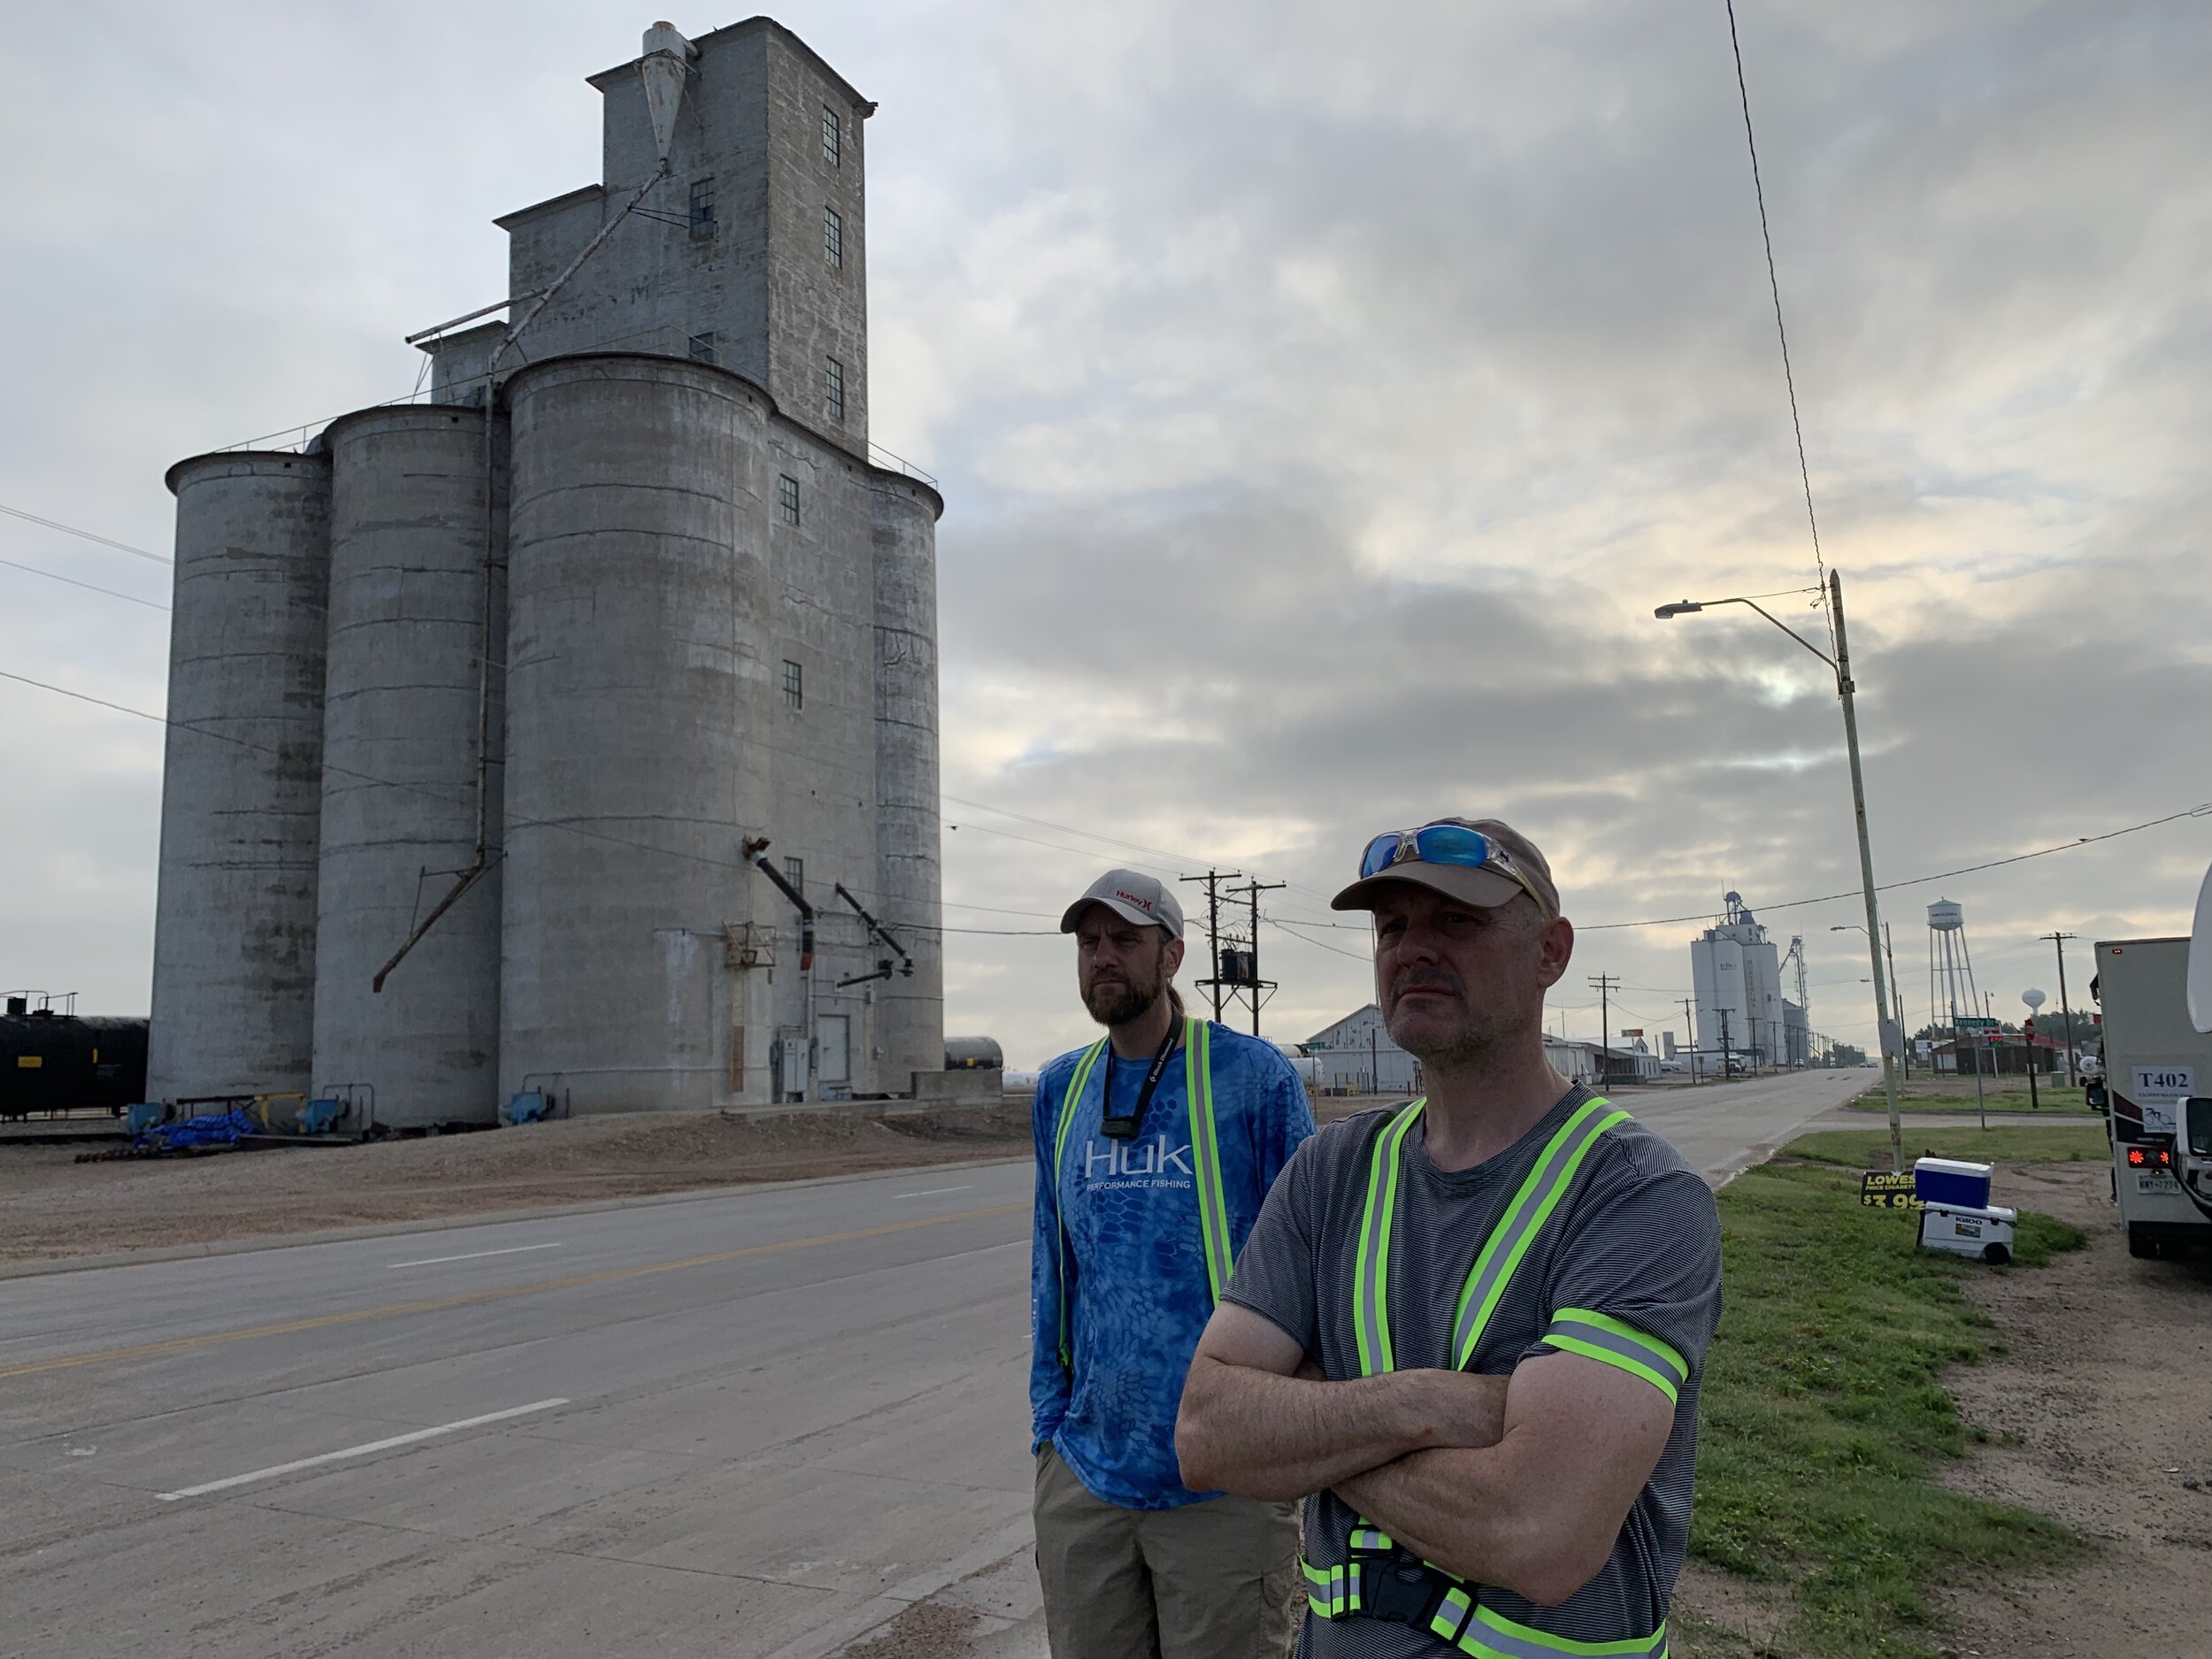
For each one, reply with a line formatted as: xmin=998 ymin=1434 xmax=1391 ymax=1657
xmin=0 ymin=1069 xmax=1870 ymax=1659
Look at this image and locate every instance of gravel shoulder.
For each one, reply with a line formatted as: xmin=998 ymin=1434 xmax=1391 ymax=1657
xmin=0 ymin=1102 xmax=1034 ymax=1264
xmin=1936 ymin=1159 xmax=2212 ymax=1658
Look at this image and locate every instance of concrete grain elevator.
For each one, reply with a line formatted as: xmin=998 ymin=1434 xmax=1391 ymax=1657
xmin=147 ymin=19 xmax=944 ymax=1123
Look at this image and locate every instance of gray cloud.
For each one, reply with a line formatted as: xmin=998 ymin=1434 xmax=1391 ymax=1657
xmin=2 ymin=1 xmax=2206 ymax=1068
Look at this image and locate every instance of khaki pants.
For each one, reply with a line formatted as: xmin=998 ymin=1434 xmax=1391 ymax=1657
xmin=1033 ymin=1444 xmax=1302 ymax=1659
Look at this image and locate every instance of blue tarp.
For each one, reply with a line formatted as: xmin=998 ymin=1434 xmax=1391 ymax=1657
xmin=138 ymin=1108 xmax=257 ymax=1153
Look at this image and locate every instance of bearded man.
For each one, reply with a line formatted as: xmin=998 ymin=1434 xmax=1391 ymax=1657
xmin=1030 ymin=868 xmax=1316 ymax=1659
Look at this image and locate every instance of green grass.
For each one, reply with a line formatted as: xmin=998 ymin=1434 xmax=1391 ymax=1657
xmin=1786 ymin=1123 xmax=2108 ymax=1169
xmin=1691 ymin=1153 xmax=2091 ymax=1657
xmin=1847 ymin=1086 xmax=2097 ymax=1117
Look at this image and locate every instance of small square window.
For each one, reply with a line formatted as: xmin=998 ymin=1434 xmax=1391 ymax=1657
xmin=783 ymin=855 xmax=804 ymax=889
xmin=824 ymin=206 xmax=843 ymax=270
xmin=821 ymin=105 xmax=841 ymax=167
xmin=782 ymin=661 xmax=804 ymax=710
xmin=689 ymin=177 xmax=716 ymax=238
xmin=825 ymin=357 xmax=845 ymax=422
xmin=777 ymin=473 xmax=801 ymax=526
xmin=687 ymin=331 xmax=717 ymax=365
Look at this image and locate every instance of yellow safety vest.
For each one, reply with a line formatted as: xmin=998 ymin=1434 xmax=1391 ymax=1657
xmin=1303 ymin=1094 xmax=1684 ymax=1658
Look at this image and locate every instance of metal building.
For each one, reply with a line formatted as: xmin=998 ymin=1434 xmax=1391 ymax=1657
xmin=147 ymin=19 xmax=944 ymax=1121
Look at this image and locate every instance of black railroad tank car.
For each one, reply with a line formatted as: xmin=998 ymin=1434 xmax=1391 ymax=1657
xmin=1 ymin=1007 xmax=149 ymax=1116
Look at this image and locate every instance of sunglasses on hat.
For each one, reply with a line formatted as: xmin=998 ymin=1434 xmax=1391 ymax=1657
xmin=1357 ymin=822 xmax=1551 ymax=918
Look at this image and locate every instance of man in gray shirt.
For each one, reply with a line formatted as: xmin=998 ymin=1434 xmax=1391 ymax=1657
xmin=1177 ymin=818 xmax=1721 ymax=1658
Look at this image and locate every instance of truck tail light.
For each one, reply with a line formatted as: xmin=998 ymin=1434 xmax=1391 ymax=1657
xmin=2125 ymin=1146 xmax=2173 ymax=1169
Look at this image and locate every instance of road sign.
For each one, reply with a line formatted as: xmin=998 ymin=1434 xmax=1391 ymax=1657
xmin=1955 ymin=1016 xmax=1998 ymax=1031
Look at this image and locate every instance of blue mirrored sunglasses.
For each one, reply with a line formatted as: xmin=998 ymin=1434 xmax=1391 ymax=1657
xmin=1358 ymin=823 xmax=1546 ymax=913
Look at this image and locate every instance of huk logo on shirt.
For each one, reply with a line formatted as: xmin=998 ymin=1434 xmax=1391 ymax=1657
xmin=1082 ymin=1136 xmax=1194 ymax=1187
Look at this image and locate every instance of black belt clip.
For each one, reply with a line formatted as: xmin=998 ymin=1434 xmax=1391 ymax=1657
xmin=1358 ymin=1546 xmax=1450 ymax=1628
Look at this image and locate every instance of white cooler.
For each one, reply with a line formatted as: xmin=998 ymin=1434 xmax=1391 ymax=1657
xmin=1919 ymin=1202 xmax=2017 ymax=1265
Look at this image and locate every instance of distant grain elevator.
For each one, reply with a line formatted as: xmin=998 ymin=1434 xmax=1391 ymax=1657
xmin=147 ymin=18 xmax=944 ymax=1123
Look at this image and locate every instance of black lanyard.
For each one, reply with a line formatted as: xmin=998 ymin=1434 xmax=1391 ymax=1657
xmin=1101 ymin=1021 xmax=1180 ymax=1141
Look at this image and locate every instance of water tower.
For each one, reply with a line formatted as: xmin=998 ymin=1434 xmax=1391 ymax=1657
xmin=1925 ymin=899 xmax=1984 ymax=1055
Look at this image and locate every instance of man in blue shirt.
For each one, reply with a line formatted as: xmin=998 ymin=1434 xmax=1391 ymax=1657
xmin=1032 ymin=868 xmax=1317 ymax=1659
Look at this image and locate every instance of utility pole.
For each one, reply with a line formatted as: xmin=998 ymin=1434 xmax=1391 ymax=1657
xmin=1179 ymin=870 xmax=1242 ymax=1023
xmin=1235 ymin=879 xmax=1286 ymax=1037
xmin=1886 ymin=922 xmax=1907 ymax=1079
xmin=2044 ymin=931 xmax=2078 ymax=1085
xmin=1681 ymin=996 xmax=1700 ymax=1084
xmin=1587 ymin=973 xmax=1620 ymax=1090
xmin=1718 ymin=1007 xmax=1733 ymax=1081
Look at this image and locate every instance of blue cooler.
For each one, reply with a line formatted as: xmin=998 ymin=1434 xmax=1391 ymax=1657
xmin=1914 ymin=1156 xmax=1993 ymax=1208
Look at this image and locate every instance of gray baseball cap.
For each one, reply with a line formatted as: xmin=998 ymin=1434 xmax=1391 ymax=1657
xmin=1060 ymin=869 xmax=1186 ymax=939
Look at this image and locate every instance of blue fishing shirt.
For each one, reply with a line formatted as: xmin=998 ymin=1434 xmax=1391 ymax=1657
xmin=1029 ymin=1019 xmax=1315 ymax=1509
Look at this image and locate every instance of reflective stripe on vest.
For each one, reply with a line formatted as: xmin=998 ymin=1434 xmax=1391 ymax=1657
xmin=1313 ymin=1093 xmax=1671 ymax=1659
xmin=1048 ymin=1016 xmax=1231 ymax=1370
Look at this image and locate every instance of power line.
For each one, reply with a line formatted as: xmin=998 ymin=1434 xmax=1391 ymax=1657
xmin=1265 ymin=915 xmax=1372 ymax=963
xmin=1579 ymin=801 xmax=2212 ymax=929
xmin=6 ymin=664 xmax=2203 ymax=950
xmin=0 ymin=558 xmax=168 ymax=611
xmin=0 ymin=503 xmax=169 ymax=565
xmin=0 ymin=665 xmax=1056 ymax=941
xmin=1724 ymin=0 xmax=1831 ymax=639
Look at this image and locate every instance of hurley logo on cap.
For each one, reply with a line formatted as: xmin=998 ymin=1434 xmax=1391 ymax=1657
xmin=1116 ymin=888 xmax=1156 ymax=915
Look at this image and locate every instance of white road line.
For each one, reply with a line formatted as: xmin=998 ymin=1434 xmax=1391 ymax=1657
xmin=892 ymin=1185 xmax=973 ymax=1199
xmin=385 ymin=1242 xmax=564 ymax=1269
xmin=155 ymin=1399 xmax=569 ymax=1501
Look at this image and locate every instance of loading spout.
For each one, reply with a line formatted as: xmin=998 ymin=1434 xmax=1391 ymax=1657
xmin=833 ymin=882 xmax=913 ymax=977
xmin=743 ymin=837 xmax=814 ymax=971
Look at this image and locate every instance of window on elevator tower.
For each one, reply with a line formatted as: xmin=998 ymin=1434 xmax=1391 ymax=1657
xmin=783 ymin=855 xmax=805 ymax=891
xmin=825 ymin=357 xmax=845 ymax=422
xmin=687 ymin=332 xmax=717 ymax=365
xmin=689 ymin=177 xmax=716 ymax=238
xmin=824 ymin=206 xmax=843 ymax=269
xmin=777 ymin=474 xmax=801 ymax=526
xmin=782 ymin=661 xmax=804 ymax=710
xmin=821 ymin=104 xmax=841 ymax=166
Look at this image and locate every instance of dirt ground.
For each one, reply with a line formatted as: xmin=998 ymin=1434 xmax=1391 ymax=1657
xmin=1672 ymin=1159 xmax=2212 ymax=1658
xmin=1936 ymin=1160 xmax=2212 ymax=1658
xmin=0 ymin=1102 xmax=1035 ymax=1264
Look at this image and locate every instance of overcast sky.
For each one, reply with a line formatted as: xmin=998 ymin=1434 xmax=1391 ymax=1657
xmin=4 ymin=1 xmax=2208 ymax=1069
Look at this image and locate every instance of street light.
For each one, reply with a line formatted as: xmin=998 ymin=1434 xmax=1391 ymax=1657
xmin=1655 ymin=572 xmax=1907 ymax=1169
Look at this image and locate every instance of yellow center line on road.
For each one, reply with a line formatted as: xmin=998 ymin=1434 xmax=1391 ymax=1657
xmin=2 ymin=1201 xmax=1027 ymax=1380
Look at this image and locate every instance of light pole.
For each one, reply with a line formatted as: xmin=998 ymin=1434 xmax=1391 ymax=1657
xmin=2022 ymin=987 xmax=2047 ymax=1110
xmin=1656 ymin=572 xmax=1906 ymax=1169
xmin=1832 ymin=920 xmax=1911 ymax=1078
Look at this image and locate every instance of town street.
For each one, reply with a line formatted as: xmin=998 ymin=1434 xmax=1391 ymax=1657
xmin=0 ymin=1070 xmax=1868 ymax=1658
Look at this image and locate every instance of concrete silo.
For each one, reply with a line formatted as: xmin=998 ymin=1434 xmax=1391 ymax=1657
xmin=869 ymin=477 xmax=944 ymax=1087
xmin=311 ymin=406 xmax=505 ymax=1128
xmin=499 ymin=356 xmax=773 ymax=1112
xmin=147 ymin=453 xmax=332 ymax=1102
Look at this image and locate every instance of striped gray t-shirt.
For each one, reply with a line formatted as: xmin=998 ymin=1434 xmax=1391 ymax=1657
xmin=1222 ymin=1087 xmax=1721 ymax=1657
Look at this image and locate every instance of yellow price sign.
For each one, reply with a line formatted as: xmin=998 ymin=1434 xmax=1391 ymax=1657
xmin=1858 ymin=1170 xmax=1922 ymax=1210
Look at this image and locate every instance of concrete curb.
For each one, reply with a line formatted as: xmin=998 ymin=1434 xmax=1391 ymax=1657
xmin=0 ymin=1152 xmax=1030 ymax=1282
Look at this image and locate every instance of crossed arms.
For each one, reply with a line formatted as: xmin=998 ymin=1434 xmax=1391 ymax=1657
xmin=1173 ymin=1303 xmax=1673 ymax=1607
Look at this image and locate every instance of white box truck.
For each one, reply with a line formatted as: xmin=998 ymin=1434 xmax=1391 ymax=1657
xmin=2093 ymin=936 xmax=2212 ymax=1258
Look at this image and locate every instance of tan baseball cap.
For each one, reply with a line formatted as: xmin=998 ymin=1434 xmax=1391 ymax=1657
xmin=1060 ymin=868 xmax=1187 ymax=939
xmin=1329 ymin=818 xmax=1560 ymax=920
